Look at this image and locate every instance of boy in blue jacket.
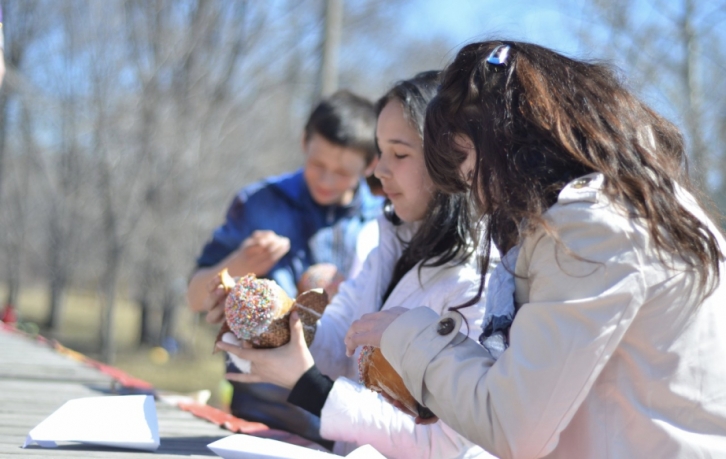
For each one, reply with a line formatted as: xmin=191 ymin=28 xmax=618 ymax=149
xmin=187 ymin=90 xmax=382 ymax=447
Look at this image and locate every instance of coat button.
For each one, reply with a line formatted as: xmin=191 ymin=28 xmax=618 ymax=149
xmin=437 ymin=318 xmax=455 ymax=335
xmin=571 ymin=177 xmax=591 ymax=189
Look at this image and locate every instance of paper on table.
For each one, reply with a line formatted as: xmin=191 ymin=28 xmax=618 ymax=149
xmin=343 ymin=444 xmax=387 ymax=458
xmin=23 ymin=394 xmax=160 ymax=451
xmin=207 ymin=434 xmax=386 ymax=459
xmin=207 ymin=434 xmax=336 ymax=459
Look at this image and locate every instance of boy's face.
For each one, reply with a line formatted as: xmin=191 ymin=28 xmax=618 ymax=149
xmin=303 ymin=133 xmax=374 ymax=206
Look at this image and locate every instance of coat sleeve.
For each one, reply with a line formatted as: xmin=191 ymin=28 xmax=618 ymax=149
xmin=320 ymin=377 xmax=495 ymax=459
xmin=309 ymin=245 xmax=381 ymax=380
xmin=381 ymin=202 xmax=647 ymax=459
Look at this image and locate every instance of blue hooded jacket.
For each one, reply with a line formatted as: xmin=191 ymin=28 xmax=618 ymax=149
xmin=196 ymin=168 xmax=382 ymax=296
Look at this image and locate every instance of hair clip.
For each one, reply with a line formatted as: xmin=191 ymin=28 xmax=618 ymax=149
xmin=486 ymin=44 xmax=511 ymax=66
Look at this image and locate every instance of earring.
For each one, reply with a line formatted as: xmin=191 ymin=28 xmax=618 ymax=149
xmin=466 ymin=170 xmax=474 ymax=181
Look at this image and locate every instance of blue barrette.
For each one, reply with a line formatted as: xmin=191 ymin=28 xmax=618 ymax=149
xmin=486 ymin=44 xmax=511 ymax=66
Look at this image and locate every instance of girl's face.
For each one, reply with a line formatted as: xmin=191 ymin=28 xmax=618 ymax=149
xmin=374 ymin=101 xmax=434 ymax=223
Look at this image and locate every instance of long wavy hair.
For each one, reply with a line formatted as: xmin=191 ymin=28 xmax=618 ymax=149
xmin=377 ymin=70 xmax=478 ymax=303
xmin=425 ymin=40 xmax=722 ymax=292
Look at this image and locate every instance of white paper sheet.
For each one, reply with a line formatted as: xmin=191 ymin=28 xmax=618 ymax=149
xmin=343 ymin=444 xmax=387 ymax=458
xmin=207 ymin=435 xmax=385 ymax=459
xmin=23 ymin=394 xmax=160 ymax=451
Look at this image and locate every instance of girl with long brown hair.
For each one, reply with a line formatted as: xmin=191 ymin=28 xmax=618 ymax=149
xmin=345 ymin=41 xmax=726 ymax=458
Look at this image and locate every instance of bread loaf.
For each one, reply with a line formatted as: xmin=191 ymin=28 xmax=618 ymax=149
xmin=358 ymin=345 xmax=435 ymax=419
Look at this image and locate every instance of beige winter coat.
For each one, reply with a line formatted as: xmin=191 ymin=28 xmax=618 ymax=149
xmin=382 ymin=173 xmax=726 ymax=459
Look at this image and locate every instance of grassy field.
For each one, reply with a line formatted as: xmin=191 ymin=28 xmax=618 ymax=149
xmin=2 ymin=285 xmax=231 ymax=409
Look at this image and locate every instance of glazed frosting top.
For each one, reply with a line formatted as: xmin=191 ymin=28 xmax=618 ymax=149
xmin=225 ymin=274 xmax=286 ymax=340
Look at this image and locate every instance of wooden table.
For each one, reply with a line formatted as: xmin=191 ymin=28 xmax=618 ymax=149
xmin=0 ymin=324 xmax=318 ymax=458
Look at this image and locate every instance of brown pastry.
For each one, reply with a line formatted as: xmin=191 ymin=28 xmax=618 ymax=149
xmin=215 ymin=270 xmax=328 ymax=349
xmin=358 ymin=345 xmax=435 ymax=419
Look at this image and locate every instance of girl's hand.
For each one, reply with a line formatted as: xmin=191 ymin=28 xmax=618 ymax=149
xmin=344 ymin=307 xmax=408 ymax=357
xmin=215 ymin=311 xmax=314 ymax=390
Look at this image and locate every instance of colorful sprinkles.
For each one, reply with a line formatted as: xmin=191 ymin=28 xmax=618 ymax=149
xmin=357 ymin=345 xmax=375 ymax=384
xmin=225 ymin=274 xmax=283 ymax=340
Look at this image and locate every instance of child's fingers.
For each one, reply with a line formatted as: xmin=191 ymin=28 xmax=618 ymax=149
xmin=254 ymin=234 xmax=290 ymax=258
xmin=289 ymin=311 xmax=305 ymax=345
xmin=202 ymin=285 xmax=226 ymax=308
xmin=205 ymin=303 xmax=225 ymax=324
xmin=249 ymin=230 xmax=280 ymax=247
xmin=206 ymin=273 xmax=223 ymax=293
xmin=344 ymin=319 xmax=375 ymax=356
xmin=344 ymin=309 xmax=407 ymax=356
xmin=251 ymin=231 xmax=289 ymax=251
xmin=268 ymin=237 xmax=290 ymax=259
xmin=216 ymin=340 xmax=257 ymax=361
xmin=242 ymin=234 xmax=289 ymax=268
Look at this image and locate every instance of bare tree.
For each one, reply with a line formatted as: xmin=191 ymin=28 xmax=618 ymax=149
xmin=572 ymin=0 xmax=726 ymax=203
xmin=318 ymin=0 xmax=343 ymax=98
xmin=1 ymin=101 xmax=35 ymax=317
xmin=80 ymin=1 xmax=149 ymax=363
xmin=122 ymin=0 xmax=284 ymax=348
xmin=0 ymin=0 xmax=469 ymax=363
xmin=42 ymin=1 xmax=89 ymax=331
xmin=0 ymin=0 xmax=45 ymax=311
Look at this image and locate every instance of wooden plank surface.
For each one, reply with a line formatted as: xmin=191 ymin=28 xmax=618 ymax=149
xmin=0 ymin=332 xmax=112 ymax=385
xmin=0 ymin=326 xmax=317 ymax=458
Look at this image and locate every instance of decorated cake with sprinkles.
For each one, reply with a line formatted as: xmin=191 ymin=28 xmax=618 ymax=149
xmin=225 ymin=274 xmax=294 ymax=342
xmin=215 ymin=270 xmax=329 ymax=367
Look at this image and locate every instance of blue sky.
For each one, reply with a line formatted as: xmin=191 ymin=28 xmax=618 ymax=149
xmin=397 ymin=0 xmax=726 ymax=189
xmin=395 ymin=0 xmax=719 ymax=123
xmin=403 ymin=0 xmax=588 ymax=57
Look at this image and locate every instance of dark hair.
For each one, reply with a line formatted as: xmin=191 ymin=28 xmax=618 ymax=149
xmin=377 ymin=70 xmax=478 ymax=303
xmin=425 ymin=40 xmax=723 ymax=291
xmin=304 ymin=90 xmax=378 ymax=164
